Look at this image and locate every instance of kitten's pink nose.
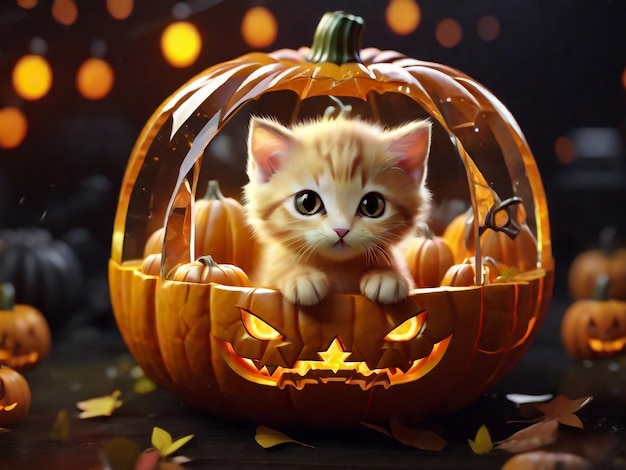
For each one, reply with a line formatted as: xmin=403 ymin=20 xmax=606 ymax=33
xmin=334 ymin=228 xmax=350 ymax=239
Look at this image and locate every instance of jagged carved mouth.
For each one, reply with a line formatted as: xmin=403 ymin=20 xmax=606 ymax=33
xmin=216 ymin=336 xmax=452 ymax=390
xmin=588 ymin=338 xmax=626 ymax=354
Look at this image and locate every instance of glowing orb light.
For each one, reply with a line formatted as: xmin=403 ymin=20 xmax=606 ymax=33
xmin=161 ymin=21 xmax=202 ymax=68
xmin=386 ymin=0 xmax=421 ymax=36
xmin=12 ymin=54 xmax=53 ymax=101
xmin=241 ymin=6 xmax=278 ymax=48
xmin=76 ymin=58 xmax=115 ymax=100
xmin=0 ymin=108 xmax=28 ymax=149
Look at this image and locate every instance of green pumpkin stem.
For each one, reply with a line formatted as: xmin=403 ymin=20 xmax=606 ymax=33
xmin=308 ymin=11 xmax=364 ymax=65
xmin=0 ymin=283 xmax=15 ymax=311
xmin=594 ymin=273 xmax=611 ymax=301
xmin=204 ymin=180 xmax=224 ymax=201
xmin=598 ymin=226 xmax=617 ymax=256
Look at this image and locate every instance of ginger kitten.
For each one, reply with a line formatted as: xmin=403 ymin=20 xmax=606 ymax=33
xmin=243 ymin=115 xmax=432 ymax=306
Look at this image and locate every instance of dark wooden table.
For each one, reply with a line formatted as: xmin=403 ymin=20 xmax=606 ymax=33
xmin=1 ymin=295 xmax=625 ymax=470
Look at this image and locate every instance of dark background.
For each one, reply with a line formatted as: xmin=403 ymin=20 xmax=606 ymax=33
xmin=0 ymin=0 xmax=624 ymax=341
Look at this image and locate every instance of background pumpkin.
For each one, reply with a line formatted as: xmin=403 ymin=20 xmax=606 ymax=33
xmin=109 ymin=11 xmax=553 ymax=428
xmin=568 ymin=226 xmax=626 ymax=300
xmin=561 ymin=274 xmax=626 ymax=360
xmin=0 ymin=283 xmax=51 ymax=371
xmin=0 ymin=366 xmax=31 ymax=427
xmin=0 ymin=227 xmax=84 ymax=327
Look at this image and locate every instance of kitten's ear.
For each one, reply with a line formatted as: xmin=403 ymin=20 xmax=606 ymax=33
xmin=248 ymin=117 xmax=293 ymax=183
xmin=385 ymin=120 xmax=432 ymax=184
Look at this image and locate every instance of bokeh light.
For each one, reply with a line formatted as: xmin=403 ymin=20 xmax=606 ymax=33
xmin=435 ymin=18 xmax=462 ymax=48
xmin=106 ymin=0 xmax=133 ymax=20
xmin=554 ymin=136 xmax=576 ymax=164
xmin=161 ymin=21 xmax=202 ymax=68
xmin=17 ymin=0 xmax=38 ymax=9
xmin=52 ymin=0 xmax=78 ymax=26
xmin=241 ymin=6 xmax=278 ymax=48
xmin=622 ymin=66 xmax=626 ymax=89
xmin=386 ymin=0 xmax=421 ymax=36
xmin=76 ymin=58 xmax=115 ymax=100
xmin=0 ymin=107 xmax=28 ymax=150
xmin=12 ymin=54 xmax=53 ymax=100
xmin=477 ymin=15 xmax=500 ymax=41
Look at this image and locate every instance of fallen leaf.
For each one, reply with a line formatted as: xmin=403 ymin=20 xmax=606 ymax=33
xmin=360 ymin=421 xmax=392 ymax=437
xmin=506 ymin=393 xmax=554 ymax=405
xmin=151 ymin=426 xmax=195 ymax=458
xmin=0 ymin=427 xmax=10 ymax=433
xmin=77 ymin=390 xmax=123 ymax=419
xmin=254 ymin=426 xmax=314 ymax=449
xmin=100 ymin=436 xmax=140 ymax=470
xmin=134 ymin=448 xmax=160 ymax=470
xmin=468 ymin=424 xmax=493 ymax=455
xmin=389 ymin=417 xmax=446 ymax=451
xmin=531 ymin=395 xmax=592 ymax=429
xmin=501 ymin=450 xmax=592 ymax=470
xmin=50 ymin=409 xmax=70 ymax=442
xmin=133 ymin=376 xmax=157 ymax=395
xmin=497 ymin=420 xmax=559 ymax=453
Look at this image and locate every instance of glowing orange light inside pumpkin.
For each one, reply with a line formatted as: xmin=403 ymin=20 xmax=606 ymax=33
xmin=12 ymin=54 xmax=52 ymax=100
xmin=477 ymin=15 xmax=500 ymax=41
xmin=0 ymin=107 xmax=28 ymax=149
xmin=622 ymin=67 xmax=626 ymax=89
xmin=384 ymin=315 xmax=423 ymax=341
xmin=241 ymin=6 xmax=278 ymax=49
xmin=386 ymin=0 xmax=421 ymax=36
xmin=106 ymin=0 xmax=133 ymax=20
xmin=17 ymin=0 xmax=38 ymax=9
xmin=52 ymin=0 xmax=78 ymax=26
xmin=161 ymin=21 xmax=202 ymax=68
xmin=241 ymin=309 xmax=282 ymax=341
xmin=435 ymin=18 xmax=462 ymax=48
xmin=76 ymin=58 xmax=115 ymax=100
xmin=554 ymin=136 xmax=575 ymax=164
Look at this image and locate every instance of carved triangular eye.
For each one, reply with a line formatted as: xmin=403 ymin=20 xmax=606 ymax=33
xmin=384 ymin=313 xmax=426 ymax=342
xmin=240 ymin=308 xmax=283 ymax=341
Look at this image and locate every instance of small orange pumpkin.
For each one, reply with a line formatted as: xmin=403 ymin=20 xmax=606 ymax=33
xmin=144 ymin=180 xmax=258 ymax=273
xmin=0 ymin=366 xmax=31 ymax=426
xmin=0 ymin=283 xmax=51 ymax=371
xmin=168 ymin=256 xmax=250 ymax=286
xmin=561 ymin=275 xmax=626 ymax=359
xmin=441 ymin=257 xmax=500 ymax=287
xmin=403 ymin=224 xmax=454 ymax=288
xmin=568 ymin=227 xmax=626 ymax=300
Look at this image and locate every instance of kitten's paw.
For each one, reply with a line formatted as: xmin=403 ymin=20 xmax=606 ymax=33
xmin=280 ymin=269 xmax=329 ymax=306
xmin=360 ymin=270 xmax=410 ymax=304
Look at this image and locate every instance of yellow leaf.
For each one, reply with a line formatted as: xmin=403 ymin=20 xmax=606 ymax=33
xmin=254 ymin=426 xmax=314 ymax=449
xmin=133 ymin=376 xmax=157 ymax=395
xmin=151 ymin=426 xmax=195 ymax=457
xmin=76 ymin=390 xmax=122 ymax=419
xmin=468 ymin=424 xmax=493 ymax=455
xmin=50 ymin=409 xmax=70 ymax=442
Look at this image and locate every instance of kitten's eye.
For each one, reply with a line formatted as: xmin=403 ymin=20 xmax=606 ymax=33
xmin=358 ymin=192 xmax=385 ymax=218
xmin=295 ymin=190 xmax=324 ymax=215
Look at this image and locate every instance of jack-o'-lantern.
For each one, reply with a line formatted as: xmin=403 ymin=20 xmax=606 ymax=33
xmin=0 ymin=283 xmax=51 ymax=371
xmin=109 ymin=11 xmax=553 ymax=427
xmin=0 ymin=366 xmax=31 ymax=427
xmin=561 ymin=275 xmax=626 ymax=359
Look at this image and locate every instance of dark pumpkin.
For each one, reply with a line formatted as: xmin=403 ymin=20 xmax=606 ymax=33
xmin=0 ymin=227 xmax=83 ymax=327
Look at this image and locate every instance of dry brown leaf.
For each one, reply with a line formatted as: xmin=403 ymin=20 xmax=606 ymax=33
xmin=497 ymin=420 xmax=559 ymax=453
xmin=360 ymin=421 xmax=392 ymax=437
xmin=254 ymin=426 xmax=314 ymax=449
xmin=509 ymin=395 xmax=591 ymax=429
xmin=468 ymin=424 xmax=493 ymax=455
xmin=501 ymin=450 xmax=592 ymax=470
xmin=50 ymin=409 xmax=70 ymax=442
xmin=389 ymin=417 xmax=446 ymax=451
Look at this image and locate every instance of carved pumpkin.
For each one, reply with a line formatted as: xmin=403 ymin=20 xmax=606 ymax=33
xmin=403 ymin=224 xmax=454 ymax=288
xmin=0 ymin=227 xmax=83 ymax=327
xmin=561 ymin=275 xmax=626 ymax=359
xmin=109 ymin=11 xmax=553 ymax=428
xmin=568 ymin=227 xmax=626 ymax=300
xmin=143 ymin=181 xmax=258 ymax=274
xmin=0 ymin=284 xmax=51 ymax=371
xmin=0 ymin=366 xmax=31 ymax=427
